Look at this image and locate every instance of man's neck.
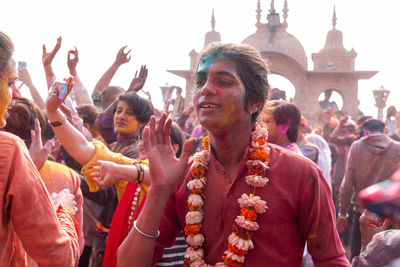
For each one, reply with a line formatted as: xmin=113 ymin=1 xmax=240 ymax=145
xmin=209 ymin=124 xmax=252 ymax=180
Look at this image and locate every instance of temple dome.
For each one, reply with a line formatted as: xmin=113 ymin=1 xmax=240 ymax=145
xmin=204 ymin=9 xmax=221 ymax=48
xmin=204 ymin=30 xmax=221 ymax=48
xmin=242 ymin=27 xmax=308 ymax=70
xmin=320 ymin=28 xmax=346 ymax=53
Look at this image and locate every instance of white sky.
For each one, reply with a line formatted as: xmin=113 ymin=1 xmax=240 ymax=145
xmin=2 ymin=0 xmax=399 ymax=119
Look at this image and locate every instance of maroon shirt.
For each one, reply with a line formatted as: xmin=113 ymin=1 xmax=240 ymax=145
xmin=153 ymin=144 xmax=350 ymax=266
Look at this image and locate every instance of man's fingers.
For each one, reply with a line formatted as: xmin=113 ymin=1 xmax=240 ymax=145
xmin=56 ymin=36 xmax=62 ymax=50
xmin=163 ymin=117 xmax=172 ymax=145
xmin=34 ymin=118 xmax=41 ymax=136
xmin=148 ymin=116 xmax=157 ymax=147
xmin=156 ymin=113 xmax=167 ymax=144
xmin=180 ymin=138 xmax=193 ymax=161
xmin=142 ymin=126 xmax=151 ymax=153
xmin=30 ymin=129 xmax=36 ymax=142
xmin=42 ymin=44 xmax=47 ymax=56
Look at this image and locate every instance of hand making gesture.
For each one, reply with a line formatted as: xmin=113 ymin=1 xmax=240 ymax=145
xmin=42 ymin=36 xmax=62 ymax=77
xmin=114 ymin=45 xmax=131 ymax=66
xmin=29 ymin=119 xmax=55 ymax=171
xmin=67 ymin=47 xmax=79 ymax=76
xmin=142 ymin=113 xmax=192 ymax=188
xmin=128 ymin=65 xmax=148 ymax=92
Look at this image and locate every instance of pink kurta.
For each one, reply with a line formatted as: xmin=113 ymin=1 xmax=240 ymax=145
xmin=0 ymin=131 xmax=79 ymax=266
xmin=154 ymin=144 xmax=350 ymax=266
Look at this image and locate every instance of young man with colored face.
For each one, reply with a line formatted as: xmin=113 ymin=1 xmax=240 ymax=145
xmin=118 ymin=43 xmax=349 ymax=267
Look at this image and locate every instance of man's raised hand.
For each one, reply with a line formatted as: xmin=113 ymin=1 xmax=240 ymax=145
xmin=128 ymin=65 xmax=148 ymax=92
xmin=67 ymin=47 xmax=79 ymax=76
xmin=42 ymin=36 xmax=62 ymax=67
xmin=114 ymin=45 xmax=131 ymax=66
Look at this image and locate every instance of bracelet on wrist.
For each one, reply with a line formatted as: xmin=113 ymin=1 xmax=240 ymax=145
xmin=49 ymin=116 xmax=67 ymax=127
xmin=134 ymin=163 xmax=144 ymax=184
xmin=133 ymin=220 xmax=160 ymax=239
xmin=338 ymin=213 xmax=348 ymax=219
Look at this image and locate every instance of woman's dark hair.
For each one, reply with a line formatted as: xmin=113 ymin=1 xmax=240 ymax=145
xmin=196 ymin=43 xmax=269 ymax=123
xmin=170 ymin=122 xmax=186 ymax=158
xmin=0 ymin=31 xmax=13 ymax=74
xmin=5 ymin=97 xmax=54 ymax=147
xmin=113 ymin=92 xmax=153 ymax=125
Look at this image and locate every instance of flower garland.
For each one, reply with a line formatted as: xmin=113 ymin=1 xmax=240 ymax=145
xmin=184 ymin=124 xmax=270 ymax=267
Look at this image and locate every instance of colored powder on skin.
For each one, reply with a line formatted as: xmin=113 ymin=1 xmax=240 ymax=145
xmin=195 ymin=50 xmax=234 ymax=94
xmin=0 ymin=75 xmax=12 ymax=128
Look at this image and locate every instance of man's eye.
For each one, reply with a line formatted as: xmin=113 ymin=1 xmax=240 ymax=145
xmin=218 ymin=79 xmax=233 ymax=86
xmin=196 ymin=79 xmax=205 ymax=88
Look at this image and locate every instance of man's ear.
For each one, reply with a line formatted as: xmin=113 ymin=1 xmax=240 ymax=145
xmin=278 ymin=124 xmax=289 ymax=134
xmin=172 ymin=144 xmax=179 ymax=154
xmin=249 ymin=100 xmax=264 ymax=115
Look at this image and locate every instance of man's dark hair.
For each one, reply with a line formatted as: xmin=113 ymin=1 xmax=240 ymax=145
xmin=77 ymin=104 xmax=99 ymax=127
xmin=196 ymin=43 xmax=269 ymax=123
xmin=360 ymin=118 xmax=385 ymax=135
xmin=262 ymin=100 xmax=301 ymax=143
xmin=102 ymin=86 xmax=125 ymax=110
xmin=115 ymin=92 xmax=153 ymax=125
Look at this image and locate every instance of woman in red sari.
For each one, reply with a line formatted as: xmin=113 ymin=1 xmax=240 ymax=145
xmin=101 ymin=122 xmax=186 ymax=267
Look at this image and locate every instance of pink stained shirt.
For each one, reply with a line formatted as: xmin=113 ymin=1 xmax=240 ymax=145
xmin=153 ymin=143 xmax=350 ymax=267
xmin=0 ymin=131 xmax=79 ymax=266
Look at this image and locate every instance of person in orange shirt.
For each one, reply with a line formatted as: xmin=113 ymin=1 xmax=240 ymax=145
xmin=0 ymin=30 xmax=80 ymax=266
xmin=5 ymin=97 xmax=85 ymax=254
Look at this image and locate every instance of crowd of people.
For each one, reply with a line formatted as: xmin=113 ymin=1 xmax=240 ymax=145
xmin=1 ymin=30 xmax=400 ymax=267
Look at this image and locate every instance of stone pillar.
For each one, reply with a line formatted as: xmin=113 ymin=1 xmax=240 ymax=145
xmin=373 ymin=86 xmax=390 ymax=121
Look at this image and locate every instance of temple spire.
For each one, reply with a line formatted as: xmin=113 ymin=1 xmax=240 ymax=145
xmin=282 ymin=0 xmax=288 ymax=27
xmin=256 ymin=0 xmax=261 ymax=24
xmin=269 ymin=0 xmax=275 ymax=14
xmin=332 ymin=5 xmax=337 ymax=28
xmin=211 ymin=9 xmax=216 ymax=31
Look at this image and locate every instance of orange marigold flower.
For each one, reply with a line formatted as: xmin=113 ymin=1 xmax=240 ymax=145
xmin=184 ymin=223 xmax=202 ymax=236
xmin=191 ymin=166 xmax=206 ymax=178
xmin=202 ymin=136 xmax=209 ymax=148
xmin=250 ymin=148 xmax=269 ymax=162
xmin=247 ymin=166 xmax=267 ymax=177
xmin=228 ymin=243 xmax=248 ymax=257
xmin=187 ymin=203 xmax=200 ymax=210
xmin=222 ymin=256 xmax=242 ymax=267
xmin=191 ymin=188 xmax=203 ymax=194
xmin=240 ymin=207 xmax=257 ymax=221
xmin=232 ymin=224 xmax=253 ymax=240
xmin=255 ymin=138 xmax=267 ymax=146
